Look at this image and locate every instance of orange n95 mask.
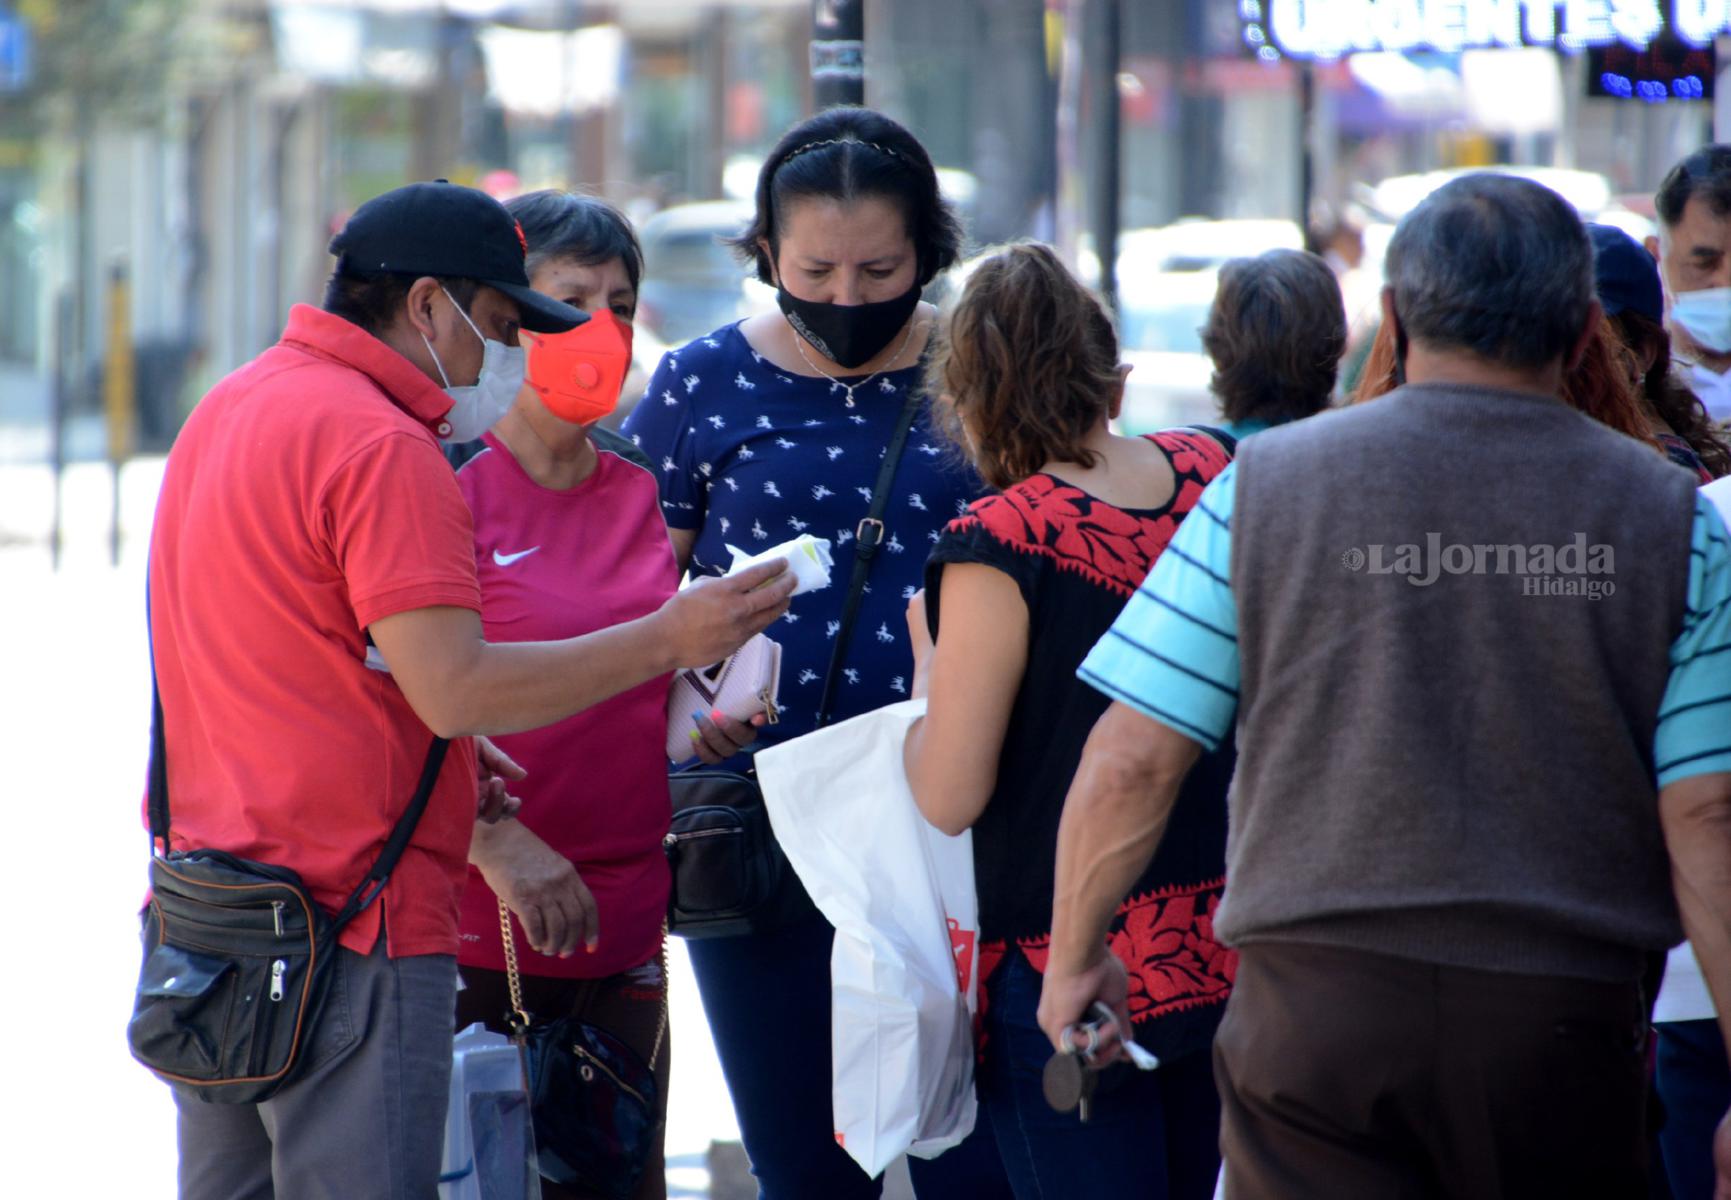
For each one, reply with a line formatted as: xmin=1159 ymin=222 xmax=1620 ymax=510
xmin=521 ymin=310 xmax=634 ymax=426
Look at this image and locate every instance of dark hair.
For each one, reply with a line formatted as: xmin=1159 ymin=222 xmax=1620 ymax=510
xmin=1384 ymin=173 xmax=1593 ymax=370
xmin=1354 ymin=313 xmax=1659 ymax=450
xmin=322 ymin=272 xmax=478 ymax=337
xmin=1201 ymin=249 xmax=1346 ymax=425
xmin=731 ymin=107 xmax=963 ymax=287
xmin=505 ymin=190 xmax=644 ymax=297
xmin=1611 ymin=310 xmax=1731 ymax=477
xmin=1657 ymin=145 xmax=1731 ymax=228
xmin=927 ymin=242 xmax=1118 ymax=491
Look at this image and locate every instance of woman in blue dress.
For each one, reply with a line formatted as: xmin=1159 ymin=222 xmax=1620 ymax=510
xmin=623 ymin=107 xmax=1009 ymax=1198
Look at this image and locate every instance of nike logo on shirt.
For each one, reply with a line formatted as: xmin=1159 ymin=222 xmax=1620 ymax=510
xmin=493 ymin=547 xmax=541 ymax=566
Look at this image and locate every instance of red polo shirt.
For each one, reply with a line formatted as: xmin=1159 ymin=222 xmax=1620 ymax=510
xmin=148 ymin=304 xmax=481 ymax=958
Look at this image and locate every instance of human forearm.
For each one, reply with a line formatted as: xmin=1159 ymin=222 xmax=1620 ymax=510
xmin=1048 ymin=704 xmax=1199 ymax=977
xmin=449 ymin=617 xmax=678 ymax=737
xmin=1662 ymin=772 xmax=1731 ymax=1053
xmin=901 ymin=568 xmax=1026 ymax=836
xmin=371 ymin=561 xmax=795 ymax=739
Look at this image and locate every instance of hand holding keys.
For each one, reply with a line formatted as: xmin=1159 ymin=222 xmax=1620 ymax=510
xmin=1040 ymin=1001 xmax=1161 ymax=1123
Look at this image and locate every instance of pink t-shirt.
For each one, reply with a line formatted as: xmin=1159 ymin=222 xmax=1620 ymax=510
xmin=455 ymin=433 xmax=678 ymax=978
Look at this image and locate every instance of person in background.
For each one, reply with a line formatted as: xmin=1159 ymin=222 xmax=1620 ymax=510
xmin=1201 ymin=248 xmax=1346 ymax=440
xmin=1589 ymin=222 xmax=1731 ymax=483
xmin=1587 ymin=220 xmax=1731 ymax=1195
xmin=1353 ymin=281 xmax=1660 ymax=448
xmin=904 ymin=242 xmax=1244 ymax=1199
xmin=450 ymin=192 xmax=765 ymax=1200
xmin=1656 ymin=146 xmax=1731 ymax=422
xmin=147 ymin=181 xmax=795 ymax=1200
xmin=1039 ymin=171 xmax=1731 ymax=1198
xmin=623 ymin=107 xmax=1010 ymax=1199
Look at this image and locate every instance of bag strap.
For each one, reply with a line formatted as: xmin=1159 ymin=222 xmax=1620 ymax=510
xmin=146 ymin=574 xmax=449 ymax=933
xmin=328 ymin=732 xmax=449 ymax=930
xmin=1181 ymin=424 xmax=1239 ymax=457
xmin=814 ymin=391 xmax=924 ymax=728
xmin=496 ymin=900 xmax=670 ymax=1071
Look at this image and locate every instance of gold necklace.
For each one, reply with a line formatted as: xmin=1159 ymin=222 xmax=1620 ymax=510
xmin=789 ymin=314 xmax=922 ymax=408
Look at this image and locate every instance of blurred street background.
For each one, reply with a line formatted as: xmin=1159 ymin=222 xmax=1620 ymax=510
xmin=7 ymin=0 xmax=1731 ymax=1195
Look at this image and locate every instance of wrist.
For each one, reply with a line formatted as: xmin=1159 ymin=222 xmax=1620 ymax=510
xmin=636 ymin=609 xmax=683 ymax=675
xmin=468 ymin=815 xmax=521 ymax=868
xmin=1047 ymin=931 xmax=1110 ymax=980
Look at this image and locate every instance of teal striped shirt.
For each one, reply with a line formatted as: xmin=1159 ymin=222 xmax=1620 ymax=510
xmin=1079 ymin=463 xmax=1731 ymax=787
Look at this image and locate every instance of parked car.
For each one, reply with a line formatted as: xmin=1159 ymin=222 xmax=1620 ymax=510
xmin=1116 ymin=269 xmax=1221 ymax=435
xmin=1111 ymin=218 xmax=1303 ymax=434
xmin=634 ymin=200 xmax=777 ymax=350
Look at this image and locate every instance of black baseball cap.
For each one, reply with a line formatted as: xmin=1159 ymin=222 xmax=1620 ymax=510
xmin=328 ymin=180 xmax=588 ymax=334
xmin=1588 ymin=223 xmax=1664 ymax=326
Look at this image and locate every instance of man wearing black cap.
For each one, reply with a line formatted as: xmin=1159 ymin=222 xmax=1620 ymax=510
xmin=146 ymin=181 xmax=794 ymax=1198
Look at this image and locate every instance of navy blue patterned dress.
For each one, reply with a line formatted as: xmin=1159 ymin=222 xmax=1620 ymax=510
xmin=622 ymin=320 xmax=981 ymax=740
xmin=620 ymin=320 xmax=1006 ymax=1200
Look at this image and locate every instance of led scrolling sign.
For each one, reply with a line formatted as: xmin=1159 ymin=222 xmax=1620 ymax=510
xmin=1242 ymin=0 xmax=1730 ymax=58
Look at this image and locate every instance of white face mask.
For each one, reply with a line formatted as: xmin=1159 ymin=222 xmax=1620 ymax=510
xmin=1671 ymin=286 xmax=1731 ymax=356
xmin=421 ymin=285 xmax=526 ymax=443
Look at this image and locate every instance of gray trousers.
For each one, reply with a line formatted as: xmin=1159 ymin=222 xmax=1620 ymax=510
xmin=175 ymin=937 xmax=457 ymax=1200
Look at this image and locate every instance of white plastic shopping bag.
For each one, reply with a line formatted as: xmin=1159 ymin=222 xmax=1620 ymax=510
xmin=439 ymin=1022 xmax=542 ymax=1200
xmin=756 ymin=698 xmax=979 ymax=1177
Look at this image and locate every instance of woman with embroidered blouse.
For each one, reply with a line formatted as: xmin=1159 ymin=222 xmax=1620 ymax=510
xmin=904 ymin=243 xmax=1239 ymax=1199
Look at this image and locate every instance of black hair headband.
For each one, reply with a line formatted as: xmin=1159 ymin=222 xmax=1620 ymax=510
xmin=777 ymin=137 xmax=905 ymax=172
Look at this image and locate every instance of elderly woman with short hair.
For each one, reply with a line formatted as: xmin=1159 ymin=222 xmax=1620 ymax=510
xmin=1201 ymin=248 xmax=1347 ymax=438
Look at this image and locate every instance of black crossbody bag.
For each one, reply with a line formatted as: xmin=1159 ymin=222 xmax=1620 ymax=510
xmin=663 ymin=391 xmax=923 ymax=938
xmin=127 ymin=601 xmax=449 ymax=1104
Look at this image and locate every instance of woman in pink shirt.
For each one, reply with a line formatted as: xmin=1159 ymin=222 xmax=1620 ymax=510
xmin=451 ymin=192 xmax=761 ymax=1200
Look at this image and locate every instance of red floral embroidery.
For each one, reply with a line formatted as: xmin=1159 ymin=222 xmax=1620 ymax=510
xmin=1007 ymin=879 xmax=1235 ymax=1026
xmin=953 ymin=430 xmax=1231 ymax=598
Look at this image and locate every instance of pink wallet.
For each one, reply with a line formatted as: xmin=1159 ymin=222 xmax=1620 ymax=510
xmin=665 ymin=634 xmax=783 ymax=760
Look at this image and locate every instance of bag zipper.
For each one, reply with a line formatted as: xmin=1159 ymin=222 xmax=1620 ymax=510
xmin=269 ymin=959 xmax=286 ymax=1001
xmin=574 ymin=1044 xmax=647 ymax=1107
xmin=272 ymin=901 xmax=285 ymax=937
xmin=663 ymin=826 xmax=740 ymax=849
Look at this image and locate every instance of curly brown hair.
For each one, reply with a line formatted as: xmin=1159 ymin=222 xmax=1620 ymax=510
xmin=1610 ymin=311 xmax=1731 ymax=478
xmin=926 ymin=242 xmax=1119 ymax=491
xmin=1352 ymin=314 xmax=1661 ymax=450
xmin=1201 ymin=249 xmax=1346 ymax=425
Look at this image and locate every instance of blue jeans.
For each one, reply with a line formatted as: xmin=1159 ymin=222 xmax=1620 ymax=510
xmin=688 ymin=912 xmax=1013 ymax=1199
xmin=1656 ymin=1019 xmax=1731 ymax=1200
xmin=979 ymin=954 xmax=1221 ymax=1200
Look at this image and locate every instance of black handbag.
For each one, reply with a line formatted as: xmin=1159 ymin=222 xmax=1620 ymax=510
xmin=127 ymin=604 xmax=449 ymax=1105
xmin=664 ymin=392 xmax=924 ymax=939
xmin=500 ymin=901 xmax=667 ymax=1198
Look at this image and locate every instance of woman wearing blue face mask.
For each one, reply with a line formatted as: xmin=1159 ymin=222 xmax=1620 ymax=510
xmin=623 ymin=109 xmax=1013 ymax=1200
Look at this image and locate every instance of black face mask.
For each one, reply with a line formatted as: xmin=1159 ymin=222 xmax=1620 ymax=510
xmin=777 ymin=280 xmax=922 ymax=370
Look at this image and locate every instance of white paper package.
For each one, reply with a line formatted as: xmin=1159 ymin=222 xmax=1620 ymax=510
xmin=755 ymin=698 xmax=979 ymax=1176
xmin=724 ymin=534 xmax=834 ymax=596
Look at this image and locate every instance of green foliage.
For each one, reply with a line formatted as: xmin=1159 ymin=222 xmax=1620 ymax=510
xmin=14 ymin=0 xmax=217 ymax=122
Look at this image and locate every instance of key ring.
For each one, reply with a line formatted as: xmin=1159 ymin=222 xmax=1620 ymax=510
xmin=1059 ymin=1019 xmax=1103 ymax=1060
xmin=1061 ymin=1002 xmax=1163 ymax=1070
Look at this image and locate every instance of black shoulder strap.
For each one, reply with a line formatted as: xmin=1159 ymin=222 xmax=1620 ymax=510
xmin=1176 ymin=424 xmax=1239 ymax=459
xmin=814 ymin=392 xmax=923 ymax=728
xmin=146 ymin=573 xmax=449 ymax=933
